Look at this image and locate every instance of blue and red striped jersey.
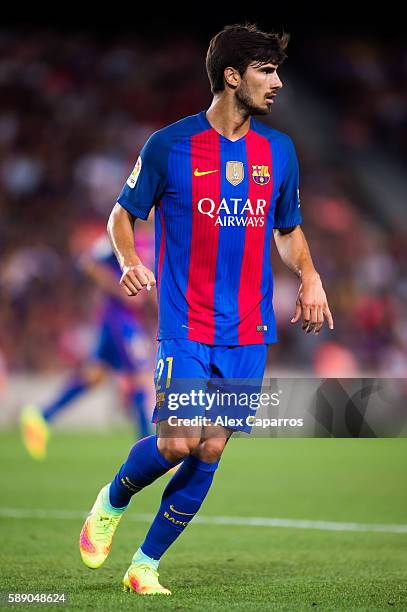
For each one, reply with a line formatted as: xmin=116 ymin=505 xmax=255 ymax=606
xmin=117 ymin=110 xmax=302 ymax=345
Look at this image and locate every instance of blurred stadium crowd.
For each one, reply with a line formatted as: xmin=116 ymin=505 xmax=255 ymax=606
xmin=302 ymin=35 xmax=407 ymax=156
xmin=0 ymin=30 xmax=406 ymax=380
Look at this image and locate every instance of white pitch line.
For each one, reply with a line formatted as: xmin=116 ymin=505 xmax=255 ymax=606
xmin=0 ymin=507 xmax=406 ymax=534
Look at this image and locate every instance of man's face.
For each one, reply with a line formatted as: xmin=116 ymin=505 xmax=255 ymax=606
xmin=235 ymin=62 xmax=283 ymax=115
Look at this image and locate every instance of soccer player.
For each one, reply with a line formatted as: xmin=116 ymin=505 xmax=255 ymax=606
xmin=21 ymin=235 xmax=152 ymax=460
xmin=79 ymin=23 xmax=334 ymax=595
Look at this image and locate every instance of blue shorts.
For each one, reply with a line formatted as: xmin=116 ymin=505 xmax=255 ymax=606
xmin=93 ymin=316 xmax=149 ymax=373
xmin=152 ymin=339 xmax=268 ymax=433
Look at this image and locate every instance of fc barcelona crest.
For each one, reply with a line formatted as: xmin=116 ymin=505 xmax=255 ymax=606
xmin=252 ymin=165 xmax=270 ymax=185
xmin=226 ymin=161 xmax=244 ymax=186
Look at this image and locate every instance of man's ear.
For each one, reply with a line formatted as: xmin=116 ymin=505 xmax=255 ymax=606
xmin=224 ymin=67 xmax=240 ymax=89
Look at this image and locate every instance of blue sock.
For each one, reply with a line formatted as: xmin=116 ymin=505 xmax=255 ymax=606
xmin=109 ymin=435 xmax=178 ymax=508
xmin=42 ymin=374 xmax=89 ymax=422
xmin=140 ymin=454 xmax=219 ymax=561
xmin=130 ymin=389 xmax=150 ymax=439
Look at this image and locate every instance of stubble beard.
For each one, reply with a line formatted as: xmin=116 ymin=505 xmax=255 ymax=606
xmin=235 ymin=82 xmax=269 ymax=117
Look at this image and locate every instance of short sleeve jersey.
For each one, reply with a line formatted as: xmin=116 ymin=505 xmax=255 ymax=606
xmin=117 ymin=110 xmax=302 ymax=345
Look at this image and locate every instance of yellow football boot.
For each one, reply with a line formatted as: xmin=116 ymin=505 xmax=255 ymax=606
xmin=79 ymin=484 xmax=123 ymax=569
xmin=123 ymin=563 xmax=171 ymax=596
xmin=21 ymin=405 xmax=50 ymax=460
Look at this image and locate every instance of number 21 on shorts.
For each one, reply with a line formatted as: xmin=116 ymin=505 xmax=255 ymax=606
xmin=155 ymin=356 xmax=173 ymax=390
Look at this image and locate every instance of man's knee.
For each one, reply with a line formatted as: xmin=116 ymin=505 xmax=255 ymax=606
xmin=192 ymin=436 xmax=229 ymax=463
xmin=157 ymin=436 xmax=201 ymax=463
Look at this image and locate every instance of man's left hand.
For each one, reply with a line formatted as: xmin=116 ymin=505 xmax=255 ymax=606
xmin=291 ymin=274 xmax=334 ymax=334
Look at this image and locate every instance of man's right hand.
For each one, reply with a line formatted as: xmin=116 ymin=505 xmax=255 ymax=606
xmin=120 ymin=264 xmax=156 ymax=296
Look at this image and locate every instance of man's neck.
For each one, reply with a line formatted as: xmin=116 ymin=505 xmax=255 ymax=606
xmin=206 ymin=96 xmax=251 ymax=142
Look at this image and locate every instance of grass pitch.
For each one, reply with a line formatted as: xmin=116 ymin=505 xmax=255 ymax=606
xmin=1 ymin=431 xmax=406 ymax=610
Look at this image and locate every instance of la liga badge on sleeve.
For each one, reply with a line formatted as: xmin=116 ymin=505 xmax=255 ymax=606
xmin=126 ymin=156 xmax=142 ymax=188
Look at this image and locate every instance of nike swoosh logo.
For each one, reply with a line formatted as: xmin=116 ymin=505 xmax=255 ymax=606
xmin=194 ymin=168 xmax=219 ymax=177
xmin=169 ymin=504 xmax=195 ymax=516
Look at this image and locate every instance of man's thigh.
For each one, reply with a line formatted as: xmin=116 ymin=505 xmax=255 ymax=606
xmin=207 ymin=344 xmax=269 ymax=434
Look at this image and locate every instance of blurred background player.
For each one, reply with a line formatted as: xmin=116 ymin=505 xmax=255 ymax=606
xmin=20 ymin=234 xmax=153 ymax=460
